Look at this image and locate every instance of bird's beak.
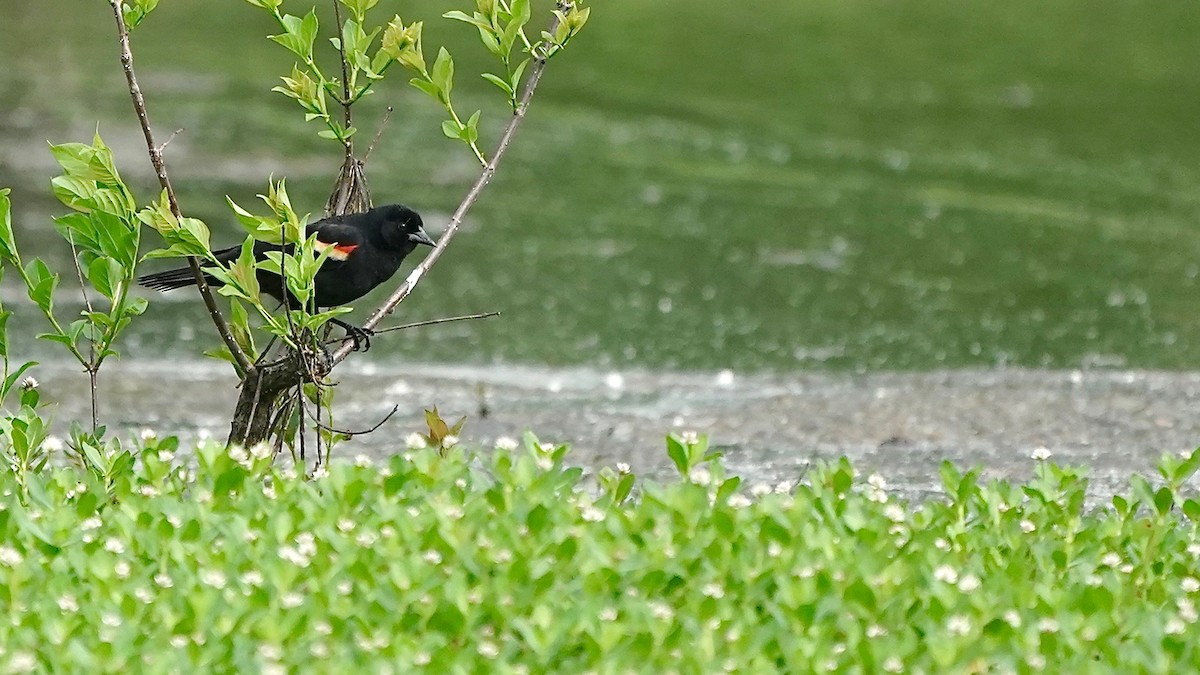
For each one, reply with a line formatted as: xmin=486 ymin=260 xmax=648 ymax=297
xmin=409 ymin=227 xmax=437 ymax=247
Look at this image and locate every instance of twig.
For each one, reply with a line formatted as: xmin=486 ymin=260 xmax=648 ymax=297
xmin=65 ymin=232 xmax=99 ymax=432
xmin=363 ymin=106 xmax=393 ymax=162
xmin=331 ymin=0 xmax=353 ymax=135
xmin=155 ymin=127 xmax=184 ymax=154
xmin=107 ymin=1 xmax=255 ymax=375
xmin=306 ymin=403 xmax=399 ymax=438
xmin=331 ymin=11 xmax=563 ymax=365
xmin=322 ymin=311 xmax=499 ymax=346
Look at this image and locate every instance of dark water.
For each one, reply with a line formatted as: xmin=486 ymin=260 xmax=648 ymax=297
xmin=2 ymin=1 xmax=1199 ymax=372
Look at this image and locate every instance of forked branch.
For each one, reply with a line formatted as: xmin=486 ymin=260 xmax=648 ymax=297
xmin=107 ymin=0 xmax=255 ymax=374
xmin=331 ymin=12 xmax=563 ymax=365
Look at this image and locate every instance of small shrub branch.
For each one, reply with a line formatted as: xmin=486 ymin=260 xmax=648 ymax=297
xmin=107 ymin=0 xmax=255 ymax=375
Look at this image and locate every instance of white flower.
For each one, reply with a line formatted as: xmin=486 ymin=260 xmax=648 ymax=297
xmin=0 ymin=546 xmax=23 ymax=566
xmin=262 ymin=484 xmax=277 ymax=500
xmin=380 ymin=525 xmax=396 ymax=538
xmin=101 ymin=613 xmax=121 ymax=628
xmin=57 ymin=595 xmax=79 ymax=613
xmin=278 ymin=546 xmax=310 ymax=568
xmin=1189 ymin=543 xmax=1200 ymax=557
xmin=957 ymin=574 xmax=981 ymax=592
xmin=114 ymin=561 xmax=131 ymax=579
xmin=750 ymin=483 xmax=772 ymax=498
xmin=478 ymin=641 xmax=500 ymax=659
xmin=1031 ymin=447 xmax=1052 ymax=461
xmin=867 ymin=474 xmax=887 ymax=490
xmin=309 ymin=642 xmax=329 ymax=658
xmin=934 ymin=538 xmax=950 ymax=551
xmin=356 ymin=531 xmax=378 ymax=547
xmin=599 ymin=607 xmax=617 ymax=622
xmin=154 ymin=572 xmax=174 ymax=588
xmin=883 ymin=657 xmax=903 ymax=673
xmin=581 ymin=506 xmax=605 ymax=522
xmin=134 ymin=587 xmax=154 ymax=604
xmin=1020 ymin=519 xmax=1036 ymax=533
xmin=295 ymin=532 xmax=316 ymax=556
xmin=138 ymin=485 xmax=160 ymax=498
xmin=414 ymin=652 xmax=431 ymax=666
xmin=495 ymin=436 xmax=518 ymax=451
xmin=354 ymin=454 xmax=374 ymax=467
xmin=727 ymin=494 xmax=751 ymax=509
xmin=767 ymin=541 xmax=783 ymax=558
xmin=405 ymin=433 xmax=428 ymax=449
xmin=8 ymin=652 xmax=36 ymax=672
xmin=1165 ymin=617 xmax=1186 ymax=635
xmin=680 ymin=431 xmax=700 ymax=445
xmin=933 ymin=565 xmax=958 ymax=584
xmin=281 ymin=593 xmax=303 ymax=608
xmin=1037 ymin=617 xmax=1059 ymax=633
xmin=650 ymin=602 xmax=674 ymax=621
xmin=200 ymin=569 xmax=226 ymax=589
xmin=43 ymin=436 xmax=64 ymax=452
xmin=1120 ymin=563 xmax=1134 ymax=574
xmin=702 ymin=583 xmax=725 ymax=599
xmin=250 ymin=443 xmax=272 ymax=460
xmin=104 ymin=538 xmax=125 ymax=555
xmin=1179 ymin=599 xmax=1198 ymax=623
xmin=444 ymin=505 xmax=464 ymax=520
xmin=21 ymin=377 xmax=38 ymax=390
xmin=423 ymin=550 xmax=443 ymax=565
xmin=1183 ymin=577 xmax=1200 ymax=593
xmin=1101 ymin=552 xmax=1121 ymax=567
xmin=884 ymin=504 xmax=906 ymax=522
xmin=1027 ymin=653 xmax=1046 ymax=670
xmin=616 ymin=462 xmax=631 ymax=474
xmin=535 ymin=455 xmax=554 ymax=471
xmin=493 ymin=549 xmax=513 ymax=564
xmin=1004 ymin=610 xmax=1022 ymax=628
xmin=241 ymin=571 xmax=264 ymax=587
xmin=170 ymin=635 xmax=188 ymax=648
xmin=689 ymin=466 xmax=712 ymax=485
xmin=259 ymin=643 xmax=283 ymax=660
xmin=229 ymin=446 xmax=249 ymax=463
xmin=337 ymin=518 xmax=356 ymax=532
xmin=866 ymin=624 xmax=887 ymax=638
xmin=946 ymin=615 xmax=971 ymax=635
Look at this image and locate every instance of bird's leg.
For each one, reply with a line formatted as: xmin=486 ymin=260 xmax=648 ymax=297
xmin=329 ymin=318 xmax=375 ymax=352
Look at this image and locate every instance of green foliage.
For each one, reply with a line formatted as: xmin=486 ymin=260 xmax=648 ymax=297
xmin=0 ymin=137 xmax=147 ymax=369
xmin=0 ymin=436 xmax=1198 ymax=671
xmin=247 ymin=0 xmax=591 ymax=165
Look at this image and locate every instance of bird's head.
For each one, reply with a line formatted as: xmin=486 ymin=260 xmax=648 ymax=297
xmin=377 ymin=204 xmax=436 ymax=251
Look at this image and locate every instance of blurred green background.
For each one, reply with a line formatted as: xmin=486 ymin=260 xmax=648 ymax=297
xmin=2 ymin=0 xmax=1199 ymax=372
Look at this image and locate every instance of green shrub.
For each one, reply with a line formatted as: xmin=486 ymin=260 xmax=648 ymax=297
xmin=0 ymin=434 xmax=1198 ymax=672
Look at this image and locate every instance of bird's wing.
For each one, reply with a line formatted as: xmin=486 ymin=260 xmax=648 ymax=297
xmin=308 ymin=219 xmax=365 ymax=262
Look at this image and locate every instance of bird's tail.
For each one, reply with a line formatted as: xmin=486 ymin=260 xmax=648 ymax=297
xmin=138 ymin=245 xmax=238 ymax=292
xmin=137 ymin=266 xmax=213 ymax=292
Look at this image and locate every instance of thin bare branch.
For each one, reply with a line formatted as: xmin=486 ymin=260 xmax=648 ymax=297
xmin=307 ymin=403 xmax=399 ymax=438
xmin=363 ymin=106 xmax=394 ymax=162
xmin=155 ymin=127 xmax=184 ymax=154
xmin=107 ymin=1 xmax=255 ymax=374
xmin=322 ymin=311 xmax=500 ymax=346
xmin=331 ymin=11 xmax=564 ymax=365
xmin=65 ymin=232 xmax=99 ymax=432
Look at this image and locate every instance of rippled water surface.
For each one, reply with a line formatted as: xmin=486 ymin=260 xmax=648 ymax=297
xmin=3 ymin=1 xmax=1199 ymax=371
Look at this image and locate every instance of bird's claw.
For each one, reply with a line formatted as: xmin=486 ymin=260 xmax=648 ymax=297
xmin=331 ymin=319 xmax=375 ymax=352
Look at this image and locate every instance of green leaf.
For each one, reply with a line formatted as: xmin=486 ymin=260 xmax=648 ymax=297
xmin=441 ymin=120 xmax=462 ymax=139
xmin=0 ymin=188 xmax=16 ymax=261
xmin=431 ymin=47 xmax=454 ymax=104
xmin=482 ymin=72 xmax=513 ymax=96
xmin=410 ymin=77 xmax=441 ymax=102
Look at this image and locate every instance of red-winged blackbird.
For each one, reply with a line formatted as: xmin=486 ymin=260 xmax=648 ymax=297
xmin=138 ymin=203 xmax=435 ymax=350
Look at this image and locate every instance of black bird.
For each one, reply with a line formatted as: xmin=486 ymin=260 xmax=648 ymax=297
xmin=138 ymin=203 xmax=435 ymax=350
